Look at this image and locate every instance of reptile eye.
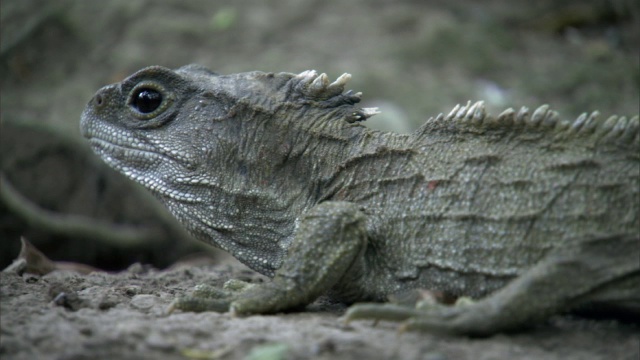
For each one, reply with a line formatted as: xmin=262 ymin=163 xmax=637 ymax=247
xmin=132 ymin=88 xmax=163 ymax=114
xmin=126 ymin=81 xmax=174 ymax=121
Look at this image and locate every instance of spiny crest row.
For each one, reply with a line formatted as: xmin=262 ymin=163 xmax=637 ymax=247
xmin=438 ymin=100 xmax=639 ymax=145
xmin=295 ymin=69 xmax=356 ymax=101
xmin=294 ymin=70 xmax=380 ymax=122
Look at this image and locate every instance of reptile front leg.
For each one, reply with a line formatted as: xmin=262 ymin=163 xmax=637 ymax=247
xmin=171 ymin=201 xmax=368 ymax=314
xmin=346 ymin=234 xmax=640 ymax=336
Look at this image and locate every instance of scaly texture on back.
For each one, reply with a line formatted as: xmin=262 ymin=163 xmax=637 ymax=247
xmin=316 ymin=100 xmax=638 ymax=299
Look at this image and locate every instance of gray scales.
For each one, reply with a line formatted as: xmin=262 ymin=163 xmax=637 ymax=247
xmin=80 ymin=65 xmax=639 ymax=336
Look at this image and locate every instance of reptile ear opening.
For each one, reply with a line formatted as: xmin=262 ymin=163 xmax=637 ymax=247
xmin=127 ymin=81 xmax=175 ymax=120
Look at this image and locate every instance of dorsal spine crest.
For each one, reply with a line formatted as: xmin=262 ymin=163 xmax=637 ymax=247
xmin=430 ymin=100 xmax=639 ymax=147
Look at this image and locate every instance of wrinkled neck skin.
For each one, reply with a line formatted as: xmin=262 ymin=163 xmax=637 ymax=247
xmin=141 ymin=73 xmax=390 ymax=276
xmin=169 ymin=102 xmax=386 ymax=276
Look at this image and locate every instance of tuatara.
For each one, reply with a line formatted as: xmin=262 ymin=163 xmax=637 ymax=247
xmin=80 ymin=64 xmax=639 ymax=335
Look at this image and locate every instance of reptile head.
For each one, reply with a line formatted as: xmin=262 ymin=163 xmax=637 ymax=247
xmin=79 ymin=64 xmax=373 ymax=274
xmin=80 ymin=64 xmax=373 ymax=175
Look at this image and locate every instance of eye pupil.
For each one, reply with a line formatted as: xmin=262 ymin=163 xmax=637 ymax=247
xmin=133 ymin=89 xmax=162 ymax=113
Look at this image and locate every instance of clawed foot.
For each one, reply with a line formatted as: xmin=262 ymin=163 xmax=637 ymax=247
xmin=167 ymin=279 xmax=255 ymax=314
xmin=344 ymin=297 xmax=498 ymax=336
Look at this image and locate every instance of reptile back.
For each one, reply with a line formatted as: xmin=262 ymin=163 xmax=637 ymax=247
xmin=328 ymin=102 xmax=639 ymax=298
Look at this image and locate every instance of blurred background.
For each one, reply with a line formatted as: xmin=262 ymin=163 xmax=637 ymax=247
xmin=1 ymin=0 xmax=638 ymax=270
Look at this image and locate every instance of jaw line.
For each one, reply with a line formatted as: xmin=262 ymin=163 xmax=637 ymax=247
xmin=88 ymin=137 xmax=195 ymax=170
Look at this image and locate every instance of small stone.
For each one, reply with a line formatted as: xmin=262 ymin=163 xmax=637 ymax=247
xmin=130 ymin=294 xmax=160 ymax=310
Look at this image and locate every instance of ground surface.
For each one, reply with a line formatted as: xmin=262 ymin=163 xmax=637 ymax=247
xmin=2 ymin=263 xmax=639 ymax=360
xmin=1 ymin=1 xmax=639 ymax=359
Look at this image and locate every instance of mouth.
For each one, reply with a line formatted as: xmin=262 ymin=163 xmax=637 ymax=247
xmin=87 ymin=138 xmax=198 ymax=202
xmin=87 ymin=138 xmax=164 ymax=171
xmin=86 ymin=129 xmax=196 ymax=171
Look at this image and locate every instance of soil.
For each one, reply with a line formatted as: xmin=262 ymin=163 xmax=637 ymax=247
xmin=1 ymin=1 xmax=638 ymax=359
xmin=2 ymin=262 xmax=639 ymax=360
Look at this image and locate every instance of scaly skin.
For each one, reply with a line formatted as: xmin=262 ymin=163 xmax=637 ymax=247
xmin=80 ymin=64 xmax=639 ymax=335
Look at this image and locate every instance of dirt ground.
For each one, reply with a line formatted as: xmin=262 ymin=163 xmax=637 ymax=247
xmin=2 ymin=262 xmax=639 ymax=360
xmin=1 ymin=1 xmax=639 ymax=359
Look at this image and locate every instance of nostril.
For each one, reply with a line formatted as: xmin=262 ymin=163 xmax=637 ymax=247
xmin=94 ymin=93 xmax=105 ymax=107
